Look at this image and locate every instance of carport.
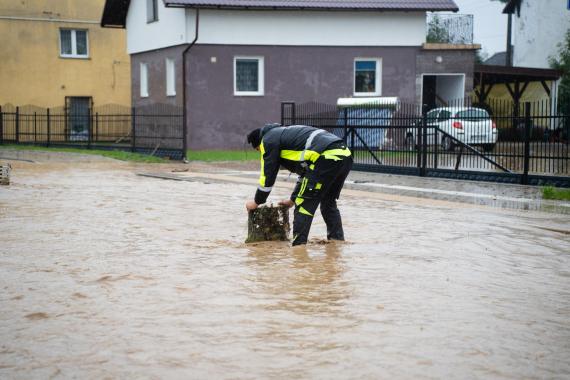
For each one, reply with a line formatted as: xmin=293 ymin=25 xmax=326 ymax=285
xmin=473 ymin=64 xmax=562 ymax=116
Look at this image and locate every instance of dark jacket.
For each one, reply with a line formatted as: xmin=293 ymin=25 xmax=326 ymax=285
xmin=254 ymin=124 xmax=343 ymax=204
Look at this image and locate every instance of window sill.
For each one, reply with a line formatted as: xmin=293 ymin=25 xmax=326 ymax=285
xmin=234 ymin=92 xmax=264 ymax=97
xmin=353 ymin=92 xmax=381 ymax=97
xmin=59 ymin=55 xmax=90 ymax=60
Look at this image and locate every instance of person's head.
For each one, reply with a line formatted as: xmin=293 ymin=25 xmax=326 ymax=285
xmin=246 ymin=128 xmax=262 ymax=151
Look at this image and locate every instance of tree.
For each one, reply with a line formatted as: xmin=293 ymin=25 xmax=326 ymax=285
xmin=549 ymin=28 xmax=570 ymax=121
xmin=426 ymin=15 xmax=451 ymax=44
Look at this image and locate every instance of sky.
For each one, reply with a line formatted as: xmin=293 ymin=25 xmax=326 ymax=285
xmin=447 ymin=0 xmax=508 ymax=59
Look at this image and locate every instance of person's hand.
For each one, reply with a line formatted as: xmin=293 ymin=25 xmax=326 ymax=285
xmin=245 ymin=200 xmax=258 ymax=211
xmin=278 ymin=199 xmax=294 ymax=208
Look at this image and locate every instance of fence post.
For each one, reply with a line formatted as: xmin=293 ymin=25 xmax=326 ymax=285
xmin=46 ymin=108 xmax=50 ymax=147
xmin=95 ymin=112 xmax=99 ymax=142
xmin=0 ymin=105 xmax=3 ymax=145
xmin=88 ymin=110 xmax=92 ymax=149
xmin=15 ymin=106 xmax=20 ymax=143
xmin=291 ymin=103 xmax=296 ymax=125
xmin=131 ymin=107 xmax=136 ymax=153
xmin=34 ymin=112 xmax=37 ymax=144
xmin=280 ymin=102 xmax=284 ymax=126
xmin=522 ymin=102 xmax=531 ymax=185
xmin=420 ymin=104 xmax=428 ymax=176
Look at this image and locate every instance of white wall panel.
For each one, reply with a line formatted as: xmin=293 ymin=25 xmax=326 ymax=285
xmin=189 ymin=10 xmax=426 ymax=46
xmin=126 ymin=0 xmax=187 ymax=54
xmin=513 ymin=0 xmax=570 ymax=69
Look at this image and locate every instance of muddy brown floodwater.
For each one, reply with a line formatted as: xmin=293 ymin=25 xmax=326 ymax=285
xmin=1 ymin=157 xmax=570 ymax=379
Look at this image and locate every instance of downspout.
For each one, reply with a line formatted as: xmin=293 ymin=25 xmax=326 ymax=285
xmin=182 ymin=8 xmax=200 ymax=160
xmin=506 ymin=12 xmax=513 ymax=67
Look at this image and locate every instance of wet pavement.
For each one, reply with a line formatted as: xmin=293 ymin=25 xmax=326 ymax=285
xmin=1 ymin=151 xmax=570 ymax=379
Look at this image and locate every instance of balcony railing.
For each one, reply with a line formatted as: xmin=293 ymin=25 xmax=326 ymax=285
xmin=427 ymin=14 xmax=474 ymax=45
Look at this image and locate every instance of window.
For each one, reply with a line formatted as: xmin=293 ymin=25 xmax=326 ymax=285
xmin=426 ymin=109 xmax=440 ymax=123
xmin=166 ymin=58 xmax=176 ymax=96
xmin=147 ymin=0 xmax=158 ymax=23
xmin=234 ymin=57 xmax=264 ymax=96
xmin=456 ymin=109 xmax=489 ymax=121
xmin=140 ymin=63 xmax=149 ymax=98
xmin=60 ymin=29 xmax=88 ymax=58
xmin=354 ymin=59 xmax=381 ymax=96
xmin=438 ymin=110 xmax=452 ymax=121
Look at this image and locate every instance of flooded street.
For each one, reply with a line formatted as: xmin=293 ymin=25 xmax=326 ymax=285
xmin=1 ymin=157 xmax=570 ymax=379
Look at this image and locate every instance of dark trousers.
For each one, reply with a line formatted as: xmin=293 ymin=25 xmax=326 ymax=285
xmin=291 ymin=155 xmax=353 ymax=246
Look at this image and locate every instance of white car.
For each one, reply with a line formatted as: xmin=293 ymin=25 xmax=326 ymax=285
xmin=405 ymin=107 xmax=498 ymax=151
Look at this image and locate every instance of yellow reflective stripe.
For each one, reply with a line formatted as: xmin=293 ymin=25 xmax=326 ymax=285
xmin=322 ymin=148 xmax=351 ymax=156
xmin=280 ymin=150 xmax=302 ymax=161
xmin=309 ymin=164 xmax=315 ymax=170
xmin=299 ymin=206 xmax=313 ymax=216
xmin=299 ymin=177 xmax=308 ymax=196
xmin=315 ymin=182 xmax=322 ymax=190
xmin=280 ymin=150 xmax=320 ymax=163
xmin=322 ymin=147 xmax=351 ymax=161
xmin=259 ymin=142 xmax=266 ymax=187
xmin=295 ymin=197 xmax=304 ymax=206
xmin=304 ymin=151 xmax=321 ymax=163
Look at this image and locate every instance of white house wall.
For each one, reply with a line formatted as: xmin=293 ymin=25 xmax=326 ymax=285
xmin=127 ymin=5 xmax=426 ymax=54
xmin=126 ymin=0 xmax=187 ymax=54
xmin=513 ymin=0 xmax=570 ymax=69
xmin=187 ymin=10 xmax=426 ymax=47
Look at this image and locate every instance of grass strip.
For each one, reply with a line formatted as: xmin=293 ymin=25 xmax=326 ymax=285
xmin=186 ymin=150 xmax=259 ymax=162
xmin=542 ymin=186 xmax=570 ymax=201
xmin=0 ymin=145 xmax=166 ymax=163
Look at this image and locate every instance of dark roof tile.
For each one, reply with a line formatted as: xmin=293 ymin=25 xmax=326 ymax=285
xmin=164 ymin=0 xmax=459 ymax=11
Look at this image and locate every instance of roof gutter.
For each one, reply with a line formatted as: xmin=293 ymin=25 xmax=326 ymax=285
xmin=182 ymin=8 xmax=200 ymax=160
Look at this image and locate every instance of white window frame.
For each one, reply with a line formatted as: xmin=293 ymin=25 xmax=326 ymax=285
xmin=234 ymin=56 xmax=264 ymax=96
xmin=140 ymin=63 xmax=149 ymax=98
xmin=59 ymin=29 xmax=89 ymax=59
xmin=353 ymin=58 xmax=382 ymax=97
xmin=166 ymin=58 xmax=176 ymax=96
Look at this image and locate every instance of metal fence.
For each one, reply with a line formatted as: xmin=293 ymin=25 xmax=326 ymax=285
xmin=281 ymin=98 xmax=570 ymax=187
xmin=0 ymin=103 xmax=185 ymax=160
xmin=427 ymin=13 xmax=474 ymax=45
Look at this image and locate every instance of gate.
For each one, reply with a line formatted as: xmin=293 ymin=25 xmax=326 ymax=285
xmin=281 ymin=99 xmax=570 ymax=187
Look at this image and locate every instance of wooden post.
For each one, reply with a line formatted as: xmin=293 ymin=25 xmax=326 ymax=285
xmin=0 ymin=105 xmax=3 ymax=145
xmin=246 ymin=205 xmax=290 ymax=243
xmin=131 ymin=107 xmax=136 ymax=153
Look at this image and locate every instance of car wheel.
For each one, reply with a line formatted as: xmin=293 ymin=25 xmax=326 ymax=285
xmin=441 ymin=136 xmax=454 ymax=151
xmin=404 ymin=135 xmax=416 ymax=150
xmin=482 ymin=143 xmax=495 ymax=152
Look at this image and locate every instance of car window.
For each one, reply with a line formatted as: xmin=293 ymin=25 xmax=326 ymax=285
xmin=438 ymin=110 xmax=452 ymax=121
xmin=455 ymin=109 xmax=489 ymax=121
xmin=426 ymin=110 xmax=439 ymax=123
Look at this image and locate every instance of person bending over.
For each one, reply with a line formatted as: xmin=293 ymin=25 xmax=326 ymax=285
xmin=245 ymin=124 xmax=353 ymax=246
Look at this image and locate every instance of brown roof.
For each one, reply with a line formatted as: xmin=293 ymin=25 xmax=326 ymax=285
xmin=102 ymin=0 xmax=458 ymax=28
xmin=164 ymin=0 xmax=459 ymax=11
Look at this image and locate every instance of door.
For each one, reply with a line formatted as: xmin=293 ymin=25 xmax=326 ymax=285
xmin=66 ymin=97 xmax=92 ymax=141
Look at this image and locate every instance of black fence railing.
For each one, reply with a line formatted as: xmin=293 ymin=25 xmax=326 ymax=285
xmin=281 ymin=98 xmax=570 ymax=187
xmin=0 ymin=103 xmax=185 ymax=160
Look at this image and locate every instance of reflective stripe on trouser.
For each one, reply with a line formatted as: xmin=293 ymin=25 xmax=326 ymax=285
xmin=291 ymin=154 xmax=352 ymax=246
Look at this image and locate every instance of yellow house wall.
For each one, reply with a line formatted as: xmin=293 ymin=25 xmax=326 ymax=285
xmin=0 ymin=0 xmax=130 ymax=108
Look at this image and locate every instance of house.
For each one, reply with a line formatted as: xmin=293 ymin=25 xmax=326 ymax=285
xmin=0 ymin=0 xmax=131 ymax=118
xmin=471 ymin=0 xmax=565 ymax=117
xmin=101 ymin=0 xmax=485 ymax=149
xmin=503 ymin=0 xmax=570 ymax=69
